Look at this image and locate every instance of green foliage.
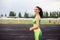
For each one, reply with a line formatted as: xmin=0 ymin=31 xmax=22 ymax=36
xmin=50 ymin=11 xmax=58 ymax=18
xmin=9 ymin=11 xmax=16 ymax=17
xmin=5 ymin=14 xmax=7 ymax=17
xmin=24 ymin=12 xmax=29 ymax=18
xmin=18 ymin=12 xmax=22 ymax=18
xmin=6 ymin=11 xmax=60 ymax=18
xmin=58 ymin=12 xmax=60 ymax=17
xmin=1 ymin=14 xmax=3 ymax=17
xmin=43 ymin=11 xmax=49 ymax=18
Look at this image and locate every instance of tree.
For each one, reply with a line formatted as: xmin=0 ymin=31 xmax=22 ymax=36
xmin=58 ymin=12 xmax=60 ymax=17
xmin=5 ymin=14 xmax=7 ymax=17
xmin=1 ymin=14 xmax=3 ymax=17
xmin=43 ymin=11 xmax=48 ymax=18
xmin=24 ymin=12 xmax=29 ymax=18
xmin=9 ymin=11 xmax=16 ymax=17
xmin=18 ymin=12 xmax=22 ymax=18
xmin=45 ymin=11 xmax=48 ymax=18
xmin=50 ymin=11 xmax=58 ymax=18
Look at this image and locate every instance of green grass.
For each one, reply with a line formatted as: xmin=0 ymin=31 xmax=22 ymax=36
xmin=0 ymin=20 xmax=60 ymax=24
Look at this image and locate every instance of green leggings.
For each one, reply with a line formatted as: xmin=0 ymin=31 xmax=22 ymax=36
xmin=34 ymin=29 xmax=42 ymax=40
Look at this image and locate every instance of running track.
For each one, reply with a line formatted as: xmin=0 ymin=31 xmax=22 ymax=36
xmin=0 ymin=24 xmax=60 ymax=40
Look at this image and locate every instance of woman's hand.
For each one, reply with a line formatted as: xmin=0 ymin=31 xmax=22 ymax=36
xmin=29 ymin=26 xmax=38 ymax=31
xmin=29 ymin=27 xmax=33 ymax=31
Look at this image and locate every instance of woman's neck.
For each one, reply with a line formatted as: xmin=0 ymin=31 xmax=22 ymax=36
xmin=35 ymin=13 xmax=41 ymax=18
xmin=36 ymin=13 xmax=39 ymax=16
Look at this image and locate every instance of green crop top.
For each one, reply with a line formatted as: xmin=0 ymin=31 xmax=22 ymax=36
xmin=33 ymin=19 xmax=41 ymax=25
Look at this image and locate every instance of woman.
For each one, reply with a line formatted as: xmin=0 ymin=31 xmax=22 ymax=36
xmin=29 ymin=6 xmax=43 ymax=40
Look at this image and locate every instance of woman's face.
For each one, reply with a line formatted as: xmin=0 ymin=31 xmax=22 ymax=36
xmin=34 ymin=7 xmax=40 ymax=14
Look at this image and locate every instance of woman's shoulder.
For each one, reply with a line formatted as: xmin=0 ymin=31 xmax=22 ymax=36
xmin=36 ymin=15 xmax=40 ymax=20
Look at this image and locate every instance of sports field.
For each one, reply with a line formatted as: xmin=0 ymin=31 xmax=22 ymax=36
xmin=0 ymin=18 xmax=60 ymax=40
xmin=0 ymin=18 xmax=60 ymax=24
xmin=0 ymin=24 xmax=60 ymax=40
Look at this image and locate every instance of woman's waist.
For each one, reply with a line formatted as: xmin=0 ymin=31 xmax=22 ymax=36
xmin=34 ymin=28 xmax=41 ymax=31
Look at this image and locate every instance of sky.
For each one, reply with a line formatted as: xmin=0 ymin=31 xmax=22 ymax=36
xmin=0 ymin=0 xmax=60 ymax=16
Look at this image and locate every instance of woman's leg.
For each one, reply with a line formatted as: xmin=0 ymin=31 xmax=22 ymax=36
xmin=34 ymin=30 xmax=42 ymax=40
xmin=34 ymin=31 xmax=39 ymax=40
xmin=39 ymin=31 xmax=42 ymax=40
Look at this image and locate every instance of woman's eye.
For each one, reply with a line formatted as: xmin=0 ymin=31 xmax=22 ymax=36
xmin=35 ymin=9 xmax=38 ymax=10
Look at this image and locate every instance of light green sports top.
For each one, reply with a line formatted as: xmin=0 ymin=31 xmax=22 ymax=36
xmin=33 ymin=19 xmax=41 ymax=25
xmin=33 ymin=19 xmax=36 ymax=24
